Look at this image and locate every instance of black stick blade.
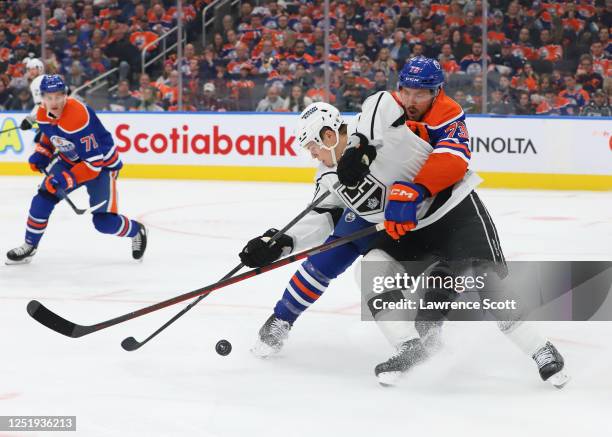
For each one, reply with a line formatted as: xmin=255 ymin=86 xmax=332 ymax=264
xmin=120 ymin=336 xmax=141 ymax=351
xmin=26 ymin=300 xmax=91 ymax=338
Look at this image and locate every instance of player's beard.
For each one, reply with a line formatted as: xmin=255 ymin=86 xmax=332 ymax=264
xmin=406 ymin=106 xmax=421 ymax=120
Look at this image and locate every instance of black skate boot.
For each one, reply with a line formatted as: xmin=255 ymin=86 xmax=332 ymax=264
xmin=132 ymin=223 xmax=147 ymax=261
xmin=532 ymin=341 xmax=570 ymax=388
xmin=6 ymin=243 xmax=37 ymax=265
xmin=251 ymin=314 xmax=292 ymax=358
xmin=375 ymin=338 xmax=430 ymax=386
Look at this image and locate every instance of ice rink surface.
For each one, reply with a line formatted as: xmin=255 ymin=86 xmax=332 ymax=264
xmin=1 ymin=176 xmax=611 ymax=437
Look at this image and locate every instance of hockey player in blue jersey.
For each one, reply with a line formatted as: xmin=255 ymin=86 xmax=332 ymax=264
xmin=6 ymin=75 xmax=147 ymax=264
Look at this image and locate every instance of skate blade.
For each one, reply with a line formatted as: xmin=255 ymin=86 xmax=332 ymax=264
xmin=5 ymin=257 xmax=33 ymax=265
xmin=377 ymin=371 xmax=402 ymax=387
xmin=548 ymin=371 xmax=571 ymax=389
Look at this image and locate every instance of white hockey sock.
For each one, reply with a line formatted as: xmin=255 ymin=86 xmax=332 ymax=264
xmin=498 ymin=321 xmax=548 ymax=357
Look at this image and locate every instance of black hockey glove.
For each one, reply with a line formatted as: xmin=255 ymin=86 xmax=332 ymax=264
xmin=239 ymin=228 xmax=294 ymax=268
xmin=20 ymin=117 xmax=33 ymax=130
xmin=337 ymin=133 xmax=377 ymax=189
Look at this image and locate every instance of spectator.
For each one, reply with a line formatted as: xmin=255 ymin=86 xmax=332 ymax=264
xmin=460 ymin=42 xmax=490 ymax=75
xmin=488 ymin=88 xmax=514 ymax=114
xmin=580 ymin=90 xmax=611 ymax=116
xmin=0 ymin=78 xmax=13 ymax=110
xmin=256 ymin=85 xmax=285 ymax=112
xmin=109 ymin=80 xmax=139 ymax=111
xmin=438 ymin=43 xmax=461 ymax=74
xmin=590 ymin=41 xmax=610 ymax=78
xmin=156 ymin=61 xmax=174 ymax=87
xmin=421 ymin=28 xmax=441 ymax=59
xmin=133 ymin=73 xmax=153 ymax=99
xmin=228 ymin=64 xmax=255 ymax=110
xmin=450 ymin=29 xmax=471 ymax=61
xmin=388 ymin=30 xmax=410 ymax=67
xmin=396 ymin=2 xmax=412 ymax=30
xmin=453 ymin=90 xmax=477 ymax=113
xmin=364 ymin=32 xmax=380 ymax=61
xmin=291 ymin=63 xmax=313 ymax=90
xmin=372 ymin=69 xmax=388 ymax=93
xmin=158 ymin=70 xmax=180 ymax=108
xmin=198 ymin=82 xmax=225 ymax=111
xmin=465 ymin=74 xmax=484 ymax=111
xmin=7 ymin=86 xmax=33 ymax=110
xmin=283 ymin=85 xmax=312 ymax=112
xmin=306 ymin=69 xmax=335 ymax=103
xmin=340 ymin=85 xmax=364 ymax=112
xmin=511 ymin=62 xmax=539 ymax=93
xmin=559 ymin=74 xmax=590 ymax=115
xmin=65 ymin=60 xmax=86 ymax=89
xmin=460 ymin=11 xmax=483 ymax=45
xmin=373 ymin=48 xmax=398 ymax=86
xmin=105 ymin=27 xmax=140 ymax=79
xmin=135 ymin=86 xmax=164 ymax=112
xmin=576 ymin=54 xmax=604 ymax=93
xmin=89 ymin=47 xmax=110 ymax=76
xmin=536 ymin=89 xmax=571 ymax=115
xmin=514 ymin=92 xmax=535 ymax=115
xmin=491 ymin=39 xmax=525 ymax=75
xmin=537 ymin=29 xmax=563 ymax=62
xmin=199 ymin=48 xmax=218 ymax=81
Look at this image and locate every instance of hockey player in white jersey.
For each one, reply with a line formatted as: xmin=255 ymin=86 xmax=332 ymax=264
xmin=19 ymin=58 xmax=45 ymax=133
xmin=239 ymin=57 xmax=567 ymax=388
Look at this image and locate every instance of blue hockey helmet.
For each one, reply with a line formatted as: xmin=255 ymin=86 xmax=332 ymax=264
xmin=398 ymin=57 xmax=445 ymax=90
xmin=40 ymin=74 xmax=67 ymax=94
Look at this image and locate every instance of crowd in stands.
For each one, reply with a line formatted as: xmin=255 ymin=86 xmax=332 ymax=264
xmin=0 ymin=0 xmax=610 ymax=116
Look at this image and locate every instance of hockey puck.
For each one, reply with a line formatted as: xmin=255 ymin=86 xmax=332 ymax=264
xmin=215 ymin=339 xmax=232 ymax=356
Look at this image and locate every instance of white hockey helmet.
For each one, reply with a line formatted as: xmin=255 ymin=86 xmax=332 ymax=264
xmin=26 ymin=58 xmax=45 ymax=75
xmin=296 ymin=102 xmax=344 ymax=156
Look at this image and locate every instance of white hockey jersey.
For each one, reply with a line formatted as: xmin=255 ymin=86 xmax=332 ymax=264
xmin=287 ymin=91 xmax=481 ymax=252
xmin=27 ymin=75 xmax=44 ymax=119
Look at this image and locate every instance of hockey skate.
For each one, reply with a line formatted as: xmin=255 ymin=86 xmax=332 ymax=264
xmin=132 ymin=223 xmax=148 ymax=261
xmin=251 ymin=314 xmax=292 ymax=358
xmin=375 ymin=338 xmax=430 ymax=386
xmin=532 ymin=341 xmax=570 ymax=389
xmin=6 ymin=243 xmax=37 ymax=265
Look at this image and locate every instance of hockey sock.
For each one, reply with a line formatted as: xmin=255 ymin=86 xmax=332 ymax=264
xmin=498 ymin=321 xmax=548 ymax=356
xmin=274 ymin=260 xmax=331 ymax=324
xmin=92 ymin=213 xmax=141 ymax=238
xmin=25 ymin=190 xmax=60 ymax=247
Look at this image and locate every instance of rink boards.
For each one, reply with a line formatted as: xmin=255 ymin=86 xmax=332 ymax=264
xmin=0 ymin=111 xmax=610 ymax=190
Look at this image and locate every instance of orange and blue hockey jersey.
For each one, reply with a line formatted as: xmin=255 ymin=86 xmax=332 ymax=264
xmin=391 ymin=89 xmax=471 ymax=196
xmin=35 ymin=97 xmax=121 ymax=185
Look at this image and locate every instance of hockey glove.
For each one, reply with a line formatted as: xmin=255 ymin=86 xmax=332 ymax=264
xmin=239 ymin=228 xmax=294 ymax=268
xmin=20 ymin=116 xmax=34 ymax=130
xmin=44 ymin=170 xmax=76 ymax=194
xmin=28 ymin=144 xmax=53 ymax=172
xmin=337 ymin=133 xmax=377 ymax=188
xmin=384 ymin=181 xmax=429 ymax=240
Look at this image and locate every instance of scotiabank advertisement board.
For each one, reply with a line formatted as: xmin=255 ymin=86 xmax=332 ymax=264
xmin=1 ymin=111 xmax=610 ymax=187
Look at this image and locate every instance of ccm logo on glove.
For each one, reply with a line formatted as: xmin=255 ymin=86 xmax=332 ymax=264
xmin=384 ymin=181 xmax=429 ymax=240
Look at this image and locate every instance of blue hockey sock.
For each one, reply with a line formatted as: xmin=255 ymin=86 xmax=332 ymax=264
xmin=25 ymin=190 xmax=60 ymax=247
xmin=92 ymin=213 xmax=141 ymax=238
xmin=274 ymin=260 xmax=331 ymax=324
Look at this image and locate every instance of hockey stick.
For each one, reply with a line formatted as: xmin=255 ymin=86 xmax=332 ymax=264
xmin=0 ymin=125 xmax=20 ymax=134
xmin=42 ymin=169 xmax=107 ymax=215
xmin=27 ymin=172 xmax=479 ymax=341
xmin=120 ymin=184 xmax=338 ymax=351
xmin=27 ymin=222 xmax=385 ymax=339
